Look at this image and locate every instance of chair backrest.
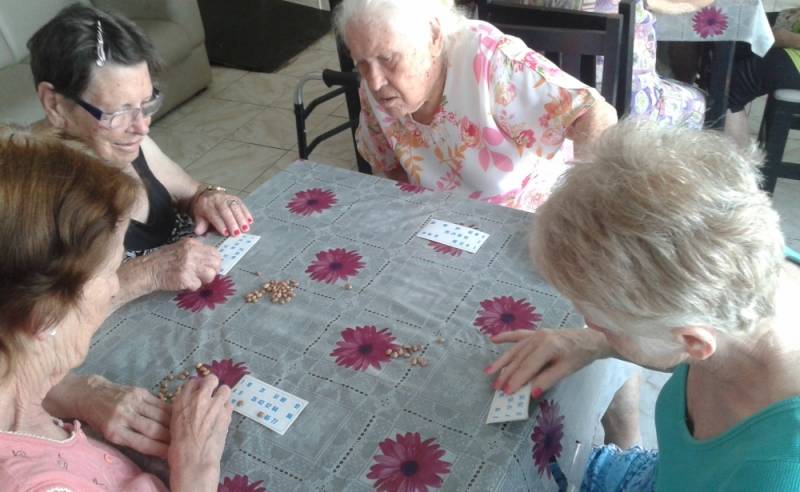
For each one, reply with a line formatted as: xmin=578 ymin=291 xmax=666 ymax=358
xmin=476 ymin=0 xmax=633 ymax=117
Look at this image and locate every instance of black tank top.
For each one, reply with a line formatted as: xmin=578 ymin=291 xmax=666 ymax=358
xmin=124 ymin=150 xmax=179 ymax=253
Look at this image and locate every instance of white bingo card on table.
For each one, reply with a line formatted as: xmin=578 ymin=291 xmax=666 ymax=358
xmin=217 ymin=233 xmax=260 ymax=275
xmin=230 ymin=374 xmax=308 ymax=435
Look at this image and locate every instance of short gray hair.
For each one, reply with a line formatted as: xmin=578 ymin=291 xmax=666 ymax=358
xmin=531 ymin=120 xmax=785 ymax=337
xmin=27 ymin=3 xmax=162 ymax=100
xmin=333 ymin=0 xmax=466 ymax=51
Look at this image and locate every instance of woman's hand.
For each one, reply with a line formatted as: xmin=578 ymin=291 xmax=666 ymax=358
xmin=191 ymin=189 xmax=254 ymax=237
xmin=168 ymin=374 xmax=233 ymax=492
xmin=485 ymin=328 xmax=614 ymax=396
xmin=146 ymin=238 xmax=221 ymax=292
xmin=46 ymin=374 xmax=171 ymax=458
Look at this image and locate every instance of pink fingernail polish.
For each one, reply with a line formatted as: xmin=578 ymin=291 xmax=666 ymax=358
xmin=243 ymin=225 xmax=249 ymax=232
xmin=234 ymin=229 xmax=240 ymax=236
xmin=223 ymin=229 xmax=229 ymax=236
xmin=532 ymin=387 xmax=543 ymax=399
xmin=483 ymin=366 xmax=492 ymax=374
xmin=492 ymin=380 xmax=501 ymax=390
xmin=502 ymin=384 xmax=511 ymax=394
xmin=248 ymin=218 xmax=253 ymax=224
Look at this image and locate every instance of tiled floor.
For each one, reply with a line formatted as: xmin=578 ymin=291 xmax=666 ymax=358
xmin=150 ymin=29 xmax=800 ymax=451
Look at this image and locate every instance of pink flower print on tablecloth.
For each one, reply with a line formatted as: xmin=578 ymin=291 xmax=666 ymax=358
xmin=531 ymin=399 xmax=565 ymax=479
xmin=204 ymin=358 xmax=250 ymax=387
xmin=174 ymin=275 xmax=235 ymax=312
xmin=693 ymin=7 xmax=728 ymax=38
xmin=218 ymin=474 xmax=266 ymax=492
xmin=474 ymin=296 xmax=542 ymax=336
xmin=286 ymin=188 xmax=337 ymax=216
xmin=396 ymin=182 xmax=427 ymax=194
xmin=367 ymin=432 xmax=452 ymax=491
xmin=428 ymin=242 xmax=463 ymax=257
xmin=306 ymin=248 xmax=365 ymax=284
xmin=330 ymin=325 xmax=398 ymax=371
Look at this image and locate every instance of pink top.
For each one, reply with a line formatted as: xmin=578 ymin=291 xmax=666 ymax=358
xmin=357 ymin=20 xmax=599 ymax=212
xmin=0 ymin=420 xmax=167 ymax=492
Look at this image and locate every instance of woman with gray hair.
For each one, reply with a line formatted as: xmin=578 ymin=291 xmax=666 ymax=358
xmin=486 ymin=121 xmax=800 ymax=489
xmin=334 ymin=0 xmax=617 ymax=212
xmin=28 ymin=3 xmax=253 ymax=301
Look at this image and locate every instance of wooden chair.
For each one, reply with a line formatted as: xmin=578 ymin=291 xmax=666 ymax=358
xmin=476 ymin=0 xmax=634 ymax=117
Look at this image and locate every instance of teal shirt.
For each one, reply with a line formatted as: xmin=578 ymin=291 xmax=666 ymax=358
xmin=654 ymin=364 xmax=800 ymax=491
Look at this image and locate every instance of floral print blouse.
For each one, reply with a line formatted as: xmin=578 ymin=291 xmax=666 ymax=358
xmin=356 ymin=20 xmax=599 ymax=213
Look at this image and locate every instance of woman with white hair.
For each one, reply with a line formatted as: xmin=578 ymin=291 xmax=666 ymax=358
xmin=486 ymin=121 xmax=800 ymax=490
xmin=334 ymin=0 xmax=617 ymax=212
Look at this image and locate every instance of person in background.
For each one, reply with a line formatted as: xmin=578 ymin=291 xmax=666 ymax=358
xmin=487 ymin=121 xmax=800 ymax=490
xmin=334 ymin=0 xmax=617 ymax=213
xmin=0 ymin=129 xmax=232 ymax=491
xmin=586 ymin=0 xmax=711 ymax=128
xmin=725 ymin=8 xmax=800 ymax=148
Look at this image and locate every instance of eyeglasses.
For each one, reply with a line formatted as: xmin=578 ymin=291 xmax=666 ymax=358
xmin=71 ymin=88 xmax=163 ymax=129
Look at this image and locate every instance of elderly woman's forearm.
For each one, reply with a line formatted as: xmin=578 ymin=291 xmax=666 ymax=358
xmin=569 ymin=100 xmax=617 ymax=161
xmin=774 ymin=29 xmax=800 ymax=50
xmin=113 ymin=257 xmax=158 ymax=310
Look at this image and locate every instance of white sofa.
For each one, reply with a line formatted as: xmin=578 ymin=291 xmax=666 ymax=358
xmin=0 ymin=0 xmax=211 ymax=125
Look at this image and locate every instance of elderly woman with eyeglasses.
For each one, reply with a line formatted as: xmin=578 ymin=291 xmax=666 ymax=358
xmin=335 ymin=0 xmax=617 ymax=213
xmin=28 ymin=3 xmax=253 ymax=303
xmin=19 ymin=3 xmax=249 ymax=465
xmin=0 ymin=129 xmax=232 ymax=491
xmin=487 ymin=121 xmax=800 ymax=490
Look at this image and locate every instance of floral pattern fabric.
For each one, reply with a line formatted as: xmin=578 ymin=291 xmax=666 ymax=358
xmin=357 ymin=20 xmax=599 ymax=213
xmin=590 ymin=0 xmax=706 ymax=128
xmin=174 ymin=275 xmax=236 ymax=312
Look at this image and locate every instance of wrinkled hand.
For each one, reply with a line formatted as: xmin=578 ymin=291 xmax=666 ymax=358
xmin=148 ymin=238 xmax=220 ymax=292
xmin=77 ymin=375 xmax=171 ymax=458
xmin=168 ymin=374 xmax=232 ymax=487
xmin=484 ymin=328 xmax=613 ymax=396
xmin=192 ymin=191 xmax=253 ymax=237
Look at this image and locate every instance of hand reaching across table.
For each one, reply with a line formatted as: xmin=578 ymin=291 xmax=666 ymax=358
xmin=485 ymin=328 xmax=615 ymax=397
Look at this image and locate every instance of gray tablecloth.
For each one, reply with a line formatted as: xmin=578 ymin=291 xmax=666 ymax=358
xmin=82 ymin=161 xmax=633 ymax=491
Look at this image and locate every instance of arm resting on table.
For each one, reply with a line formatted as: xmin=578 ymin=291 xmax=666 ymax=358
xmin=113 ymin=256 xmax=159 ymax=310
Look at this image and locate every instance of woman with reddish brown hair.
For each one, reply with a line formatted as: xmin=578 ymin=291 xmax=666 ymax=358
xmin=0 ymin=129 xmax=232 ymax=491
